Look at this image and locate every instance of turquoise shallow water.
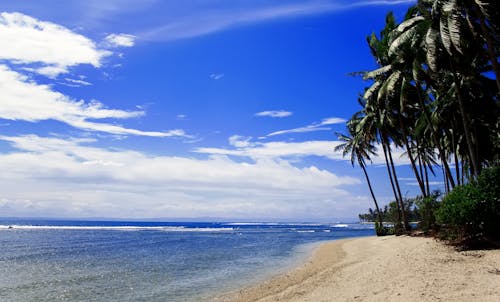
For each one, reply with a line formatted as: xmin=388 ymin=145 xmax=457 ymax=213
xmin=0 ymin=220 xmax=374 ymax=301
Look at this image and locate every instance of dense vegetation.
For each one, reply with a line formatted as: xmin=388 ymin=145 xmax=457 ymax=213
xmin=337 ymin=0 xmax=499 ymax=244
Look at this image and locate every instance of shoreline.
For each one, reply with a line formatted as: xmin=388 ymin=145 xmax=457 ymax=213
xmin=212 ymin=236 xmax=500 ymax=302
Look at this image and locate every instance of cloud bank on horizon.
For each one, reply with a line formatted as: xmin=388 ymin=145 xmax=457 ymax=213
xmin=0 ymin=0 xmax=419 ymax=219
xmin=0 ymin=134 xmax=362 ymax=219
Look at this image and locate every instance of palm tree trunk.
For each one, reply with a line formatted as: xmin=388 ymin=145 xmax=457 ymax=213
xmin=400 ymin=118 xmax=427 ymax=197
xmin=359 ymin=160 xmax=384 ymax=229
xmin=443 ymin=165 xmax=450 ymax=194
xmin=416 ymin=139 xmax=428 ymax=194
xmin=381 ymin=139 xmax=402 ymax=225
xmin=415 ymin=82 xmax=456 ymax=187
xmin=454 ymin=151 xmax=461 ymax=186
xmin=451 ymin=69 xmax=480 ymax=178
xmin=386 ymin=140 xmax=410 ymax=231
xmin=461 ymin=160 xmax=465 ymax=184
xmin=424 ymin=161 xmax=430 ymax=195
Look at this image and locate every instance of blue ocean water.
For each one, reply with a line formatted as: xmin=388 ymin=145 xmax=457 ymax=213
xmin=0 ymin=219 xmax=374 ymax=301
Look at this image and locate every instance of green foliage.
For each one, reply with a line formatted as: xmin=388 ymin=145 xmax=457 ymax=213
xmin=358 ymin=208 xmax=378 ymax=222
xmin=351 ymin=1 xmax=499 ymax=240
xmin=475 ymin=165 xmax=500 ymax=240
xmin=375 ymin=221 xmax=389 ymax=236
xmin=415 ymin=191 xmax=441 ymax=232
xmin=437 ymin=165 xmax=500 ymax=241
xmin=359 ymin=198 xmax=421 ymax=224
xmin=393 ymin=222 xmax=405 ymax=236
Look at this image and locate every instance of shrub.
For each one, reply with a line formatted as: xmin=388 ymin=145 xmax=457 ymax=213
xmin=375 ymin=221 xmax=389 ymax=236
xmin=436 ymin=165 xmax=500 ymax=242
xmin=415 ymin=191 xmax=440 ymax=232
xmin=475 ymin=165 xmax=500 ymax=240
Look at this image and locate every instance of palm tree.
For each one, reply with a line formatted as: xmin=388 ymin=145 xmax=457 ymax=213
xmin=342 ymin=0 xmax=499 ymax=235
xmin=421 ymin=0 xmax=499 ymax=176
xmin=335 ymin=115 xmax=385 ymax=234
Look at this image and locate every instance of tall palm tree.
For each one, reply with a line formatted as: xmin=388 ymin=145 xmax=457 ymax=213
xmin=335 ymin=115 xmax=385 ymax=234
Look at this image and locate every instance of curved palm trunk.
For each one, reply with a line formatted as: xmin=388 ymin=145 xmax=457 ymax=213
xmin=443 ymin=165 xmax=450 ymax=194
xmin=399 ymin=117 xmax=427 ymax=197
xmin=449 ymin=128 xmax=461 ymax=186
xmin=359 ymin=159 xmax=384 ymax=230
xmin=454 ymin=151 xmax=461 ymax=186
xmin=381 ymin=137 xmax=402 ymax=227
xmin=415 ymin=139 xmax=430 ymax=196
xmin=451 ymin=69 xmax=480 ymax=178
xmin=415 ymin=82 xmax=456 ymax=187
xmin=424 ymin=161 xmax=430 ymax=196
xmin=386 ymin=140 xmax=410 ymax=231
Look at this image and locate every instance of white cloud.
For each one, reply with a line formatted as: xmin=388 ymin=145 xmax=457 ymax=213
xmin=0 ymin=12 xmax=111 ymax=77
xmin=0 ymin=135 xmax=361 ymax=219
xmin=320 ymin=117 xmax=346 ymax=125
xmin=104 ymin=33 xmax=136 ymax=47
xmin=209 ymin=73 xmax=224 ymax=80
xmin=64 ymin=78 xmax=92 ymax=86
xmin=267 ymin=126 xmax=331 ymax=137
xmin=0 ymin=65 xmax=187 ymax=137
xmin=140 ymin=1 xmax=415 ymax=42
xmin=196 ymin=137 xmax=410 ymax=166
xmin=255 ymin=110 xmax=293 ymax=118
xmin=267 ymin=116 xmax=346 ymax=137
xmin=228 ymin=135 xmax=254 ymax=148
xmin=197 ymin=140 xmax=344 ymax=161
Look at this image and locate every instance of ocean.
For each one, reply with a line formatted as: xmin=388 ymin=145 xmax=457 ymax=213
xmin=0 ymin=219 xmax=374 ymax=301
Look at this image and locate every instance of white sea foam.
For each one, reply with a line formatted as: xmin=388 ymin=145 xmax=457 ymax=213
xmin=224 ymin=222 xmax=324 ymax=226
xmin=0 ymin=225 xmax=234 ymax=232
xmin=224 ymin=222 xmax=281 ymax=226
xmin=331 ymin=224 xmax=349 ymax=228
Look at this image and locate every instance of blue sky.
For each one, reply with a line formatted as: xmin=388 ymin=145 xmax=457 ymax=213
xmin=0 ymin=0 xmax=437 ymax=220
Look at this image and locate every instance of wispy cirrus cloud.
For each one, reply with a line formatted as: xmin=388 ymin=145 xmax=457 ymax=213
xmin=139 ymin=1 xmax=415 ymax=42
xmin=266 ymin=116 xmax=346 ymax=137
xmin=63 ymin=78 xmax=93 ymax=87
xmin=0 ymin=65 xmax=187 ymax=137
xmin=103 ymin=33 xmax=136 ymax=47
xmin=197 ymin=139 xmax=344 ymax=161
xmin=196 ymin=135 xmax=410 ymax=166
xmin=255 ymin=110 xmax=293 ymax=118
xmin=209 ymin=73 xmax=224 ymax=80
xmin=1 ymin=1 xmax=414 ymax=45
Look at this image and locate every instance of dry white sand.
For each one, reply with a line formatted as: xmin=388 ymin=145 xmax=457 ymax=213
xmin=212 ymin=236 xmax=500 ymax=302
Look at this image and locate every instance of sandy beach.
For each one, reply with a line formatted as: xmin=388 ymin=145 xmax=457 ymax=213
xmin=213 ymin=236 xmax=500 ymax=302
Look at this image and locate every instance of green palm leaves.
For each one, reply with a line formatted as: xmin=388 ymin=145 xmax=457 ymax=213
xmin=337 ymin=0 xmax=499 ymax=232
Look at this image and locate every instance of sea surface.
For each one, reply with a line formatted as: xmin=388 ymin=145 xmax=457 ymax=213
xmin=0 ymin=219 xmax=374 ymax=301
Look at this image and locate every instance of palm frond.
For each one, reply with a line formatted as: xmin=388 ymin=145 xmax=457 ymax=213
xmin=389 ymin=25 xmax=419 ymax=57
xmin=439 ymin=14 xmax=453 ymax=55
xmin=363 ymin=81 xmax=382 ymax=101
xmin=447 ymin=9 xmax=463 ymax=54
xmin=425 ymin=27 xmax=440 ymax=71
xmin=363 ymin=65 xmax=392 ymax=80
xmin=378 ymin=70 xmax=402 ymax=101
